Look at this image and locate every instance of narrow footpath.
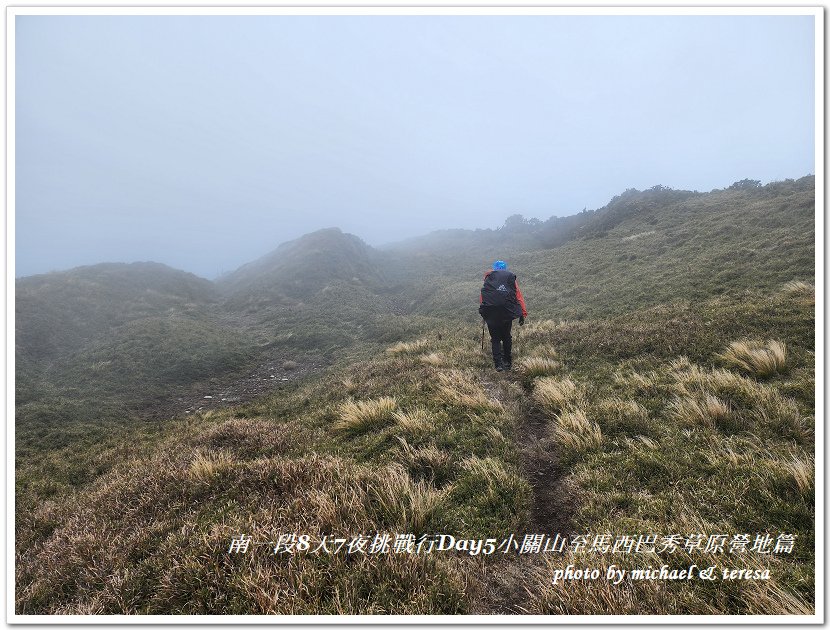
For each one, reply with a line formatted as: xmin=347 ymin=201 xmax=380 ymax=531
xmin=477 ymin=366 xmax=577 ymax=614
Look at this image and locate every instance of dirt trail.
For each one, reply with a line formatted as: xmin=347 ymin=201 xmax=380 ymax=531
xmin=477 ymin=368 xmax=577 ymax=614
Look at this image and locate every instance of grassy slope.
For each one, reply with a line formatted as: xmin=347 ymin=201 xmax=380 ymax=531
xmin=16 ymin=285 xmax=815 ymax=614
xmin=518 ymin=284 xmax=815 ymax=614
xmin=400 ymin=179 xmax=815 ymax=321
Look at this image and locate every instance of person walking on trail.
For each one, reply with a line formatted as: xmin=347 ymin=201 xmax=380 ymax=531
xmin=479 ymin=260 xmax=528 ymax=372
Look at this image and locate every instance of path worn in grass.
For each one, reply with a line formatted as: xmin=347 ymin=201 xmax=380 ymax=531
xmin=477 ymin=366 xmax=577 ymax=614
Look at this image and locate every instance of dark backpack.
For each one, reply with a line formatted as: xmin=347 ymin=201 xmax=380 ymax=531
xmin=479 ymin=270 xmax=521 ymax=319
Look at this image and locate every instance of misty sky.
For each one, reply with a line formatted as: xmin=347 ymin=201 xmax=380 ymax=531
xmin=15 ymin=12 xmax=816 ymax=279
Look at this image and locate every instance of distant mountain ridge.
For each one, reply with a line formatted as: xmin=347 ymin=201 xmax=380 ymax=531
xmin=217 ymin=227 xmax=389 ymax=306
xmin=16 ymin=261 xmax=216 ymax=363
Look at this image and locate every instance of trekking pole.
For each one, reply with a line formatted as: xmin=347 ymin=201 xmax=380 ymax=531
xmin=515 ymin=321 xmax=520 ymax=359
xmin=480 ymin=318 xmax=486 ymax=353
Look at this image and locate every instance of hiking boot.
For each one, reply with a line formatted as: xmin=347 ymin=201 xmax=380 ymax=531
xmin=503 ymin=356 xmax=512 ymax=370
xmin=495 ymin=358 xmax=505 ymax=372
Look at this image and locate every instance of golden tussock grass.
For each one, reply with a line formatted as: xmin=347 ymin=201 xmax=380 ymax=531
xmin=532 ymin=377 xmax=580 ymax=413
xmin=668 ymin=362 xmax=808 ymax=439
xmin=550 ymin=408 xmax=603 ymax=452
xmin=391 ymin=406 xmax=433 ymax=434
xmin=517 ymin=356 xmax=560 ymax=379
xmin=188 ymin=450 xmax=234 ymax=482
xmin=386 ymin=339 xmax=429 ymax=354
xmin=367 ymin=463 xmax=448 ymax=534
xmin=333 ymin=396 xmax=397 ymax=433
xmin=718 ymin=339 xmax=787 ymax=378
xmin=458 ymin=456 xmax=526 ymax=509
xmin=396 ymin=437 xmax=453 ymax=485
xmin=594 ymin=397 xmax=651 ymax=435
xmin=435 ymin=370 xmax=503 ymax=412
xmin=781 ymin=280 xmax=814 ymax=295
xmin=419 ymin=352 xmax=445 ymax=366
xmin=612 ymin=369 xmax=658 ymax=394
xmin=779 ymin=455 xmax=814 ymax=495
xmin=672 ymin=363 xmax=765 ymax=402
xmin=668 ymin=393 xmax=731 ymax=429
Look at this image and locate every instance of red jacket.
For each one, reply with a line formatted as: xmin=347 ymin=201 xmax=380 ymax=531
xmin=480 ymin=270 xmax=528 ymax=318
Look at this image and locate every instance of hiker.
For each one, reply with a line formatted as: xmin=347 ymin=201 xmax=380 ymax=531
xmin=479 ymin=260 xmax=528 ymax=372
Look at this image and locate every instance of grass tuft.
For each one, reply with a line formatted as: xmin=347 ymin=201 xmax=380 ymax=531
xmin=533 ymin=377 xmax=580 ymax=413
xmin=668 ymin=393 xmax=731 ymax=429
xmin=550 ymin=409 xmax=603 ymax=452
xmin=594 ymin=397 xmax=652 ymax=435
xmin=781 ymin=280 xmax=814 ymax=294
xmin=188 ymin=450 xmax=234 ymax=482
xmin=333 ymin=396 xmax=397 ymax=433
xmin=779 ymin=455 xmax=813 ymax=495
xmin=517 ymin=356 xmax=561 ymax=379
xmin=387 ymin=339 xmax=429 ymax=354
xmin=718 ymin=339 xmax=787 ymax=378
xmin=391 ymin=406 xmax=434 ymax=434
xmin=396 ymin=438 xmax=454 ymax=486
xmin=435 ymin=370 xmax=503 ymax=412
xmin=419 ymin=352 xmax=445 ymax=366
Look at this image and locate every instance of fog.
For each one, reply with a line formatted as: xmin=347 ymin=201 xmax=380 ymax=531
xmin=14 ymin=12 xmax=815 ymax=279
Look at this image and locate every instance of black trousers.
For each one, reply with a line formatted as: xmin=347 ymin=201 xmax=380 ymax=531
xmin=485 ymin=317 xmax=513 ymax=365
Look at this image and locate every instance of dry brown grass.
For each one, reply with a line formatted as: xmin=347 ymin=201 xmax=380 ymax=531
xmin=459 ymin=456 xmax=524 ymax=506
xmin=188 ymin=418 xmax=300 ymax=459
xmin=612 ymin=370 xmax=650 ymax=389
xmin=386 ymin=339 xmax=429 ymax=354
xmin=524 ymin=550 xmax=813 ymax=615
xmin=396 ymin=437 xmax=453 ymax=485
xmin=517 ymin=356 xmax=560 ymax=379
xmin=718 ymin=339 xmax=787 ymax=377
xmin=333 ymin=396 xmax=397 ymax=433
xmin=668 ymin=362 xmax=808 ymax=440
xmin=550 ymin=408 xmax=603 ymax=452
xmin=668 ymin=393 xmax=731 ymax=429
xmin=781 ymin=280 xmax=814 ymax=295
xmin=419 ymin=352 xmax=445 ymax=366
xmin=16 ymin=450 xmax=468 ymax=614
xmin=188 ymin=450 xmax=234 ymax=482
xmin=594 ymin=397 xmax=651 ymax=435
xmin=367 ymin=463 xmax=448 ymax=535
xmin=392 ymin=406 xmax=433 ymax=434
xmin=435 ymin=370 xmax=503 ymax=412
xmin=532 ymin=377 xmax=580 ymax=413
xmin=524 ymin=319 xmax=558 ymax=333
xmin=779 ymin=455 xmax=814 ymax=495
xmin=530 ymin=343 xmax=558 ymax=357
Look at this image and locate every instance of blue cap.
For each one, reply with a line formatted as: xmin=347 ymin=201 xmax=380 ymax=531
xmin=493 ymin=260 xmax=507 ymax=270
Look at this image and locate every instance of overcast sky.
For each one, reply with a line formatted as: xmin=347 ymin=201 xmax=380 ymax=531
xmin=15 ymin=12 xmax=816 ymax=279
